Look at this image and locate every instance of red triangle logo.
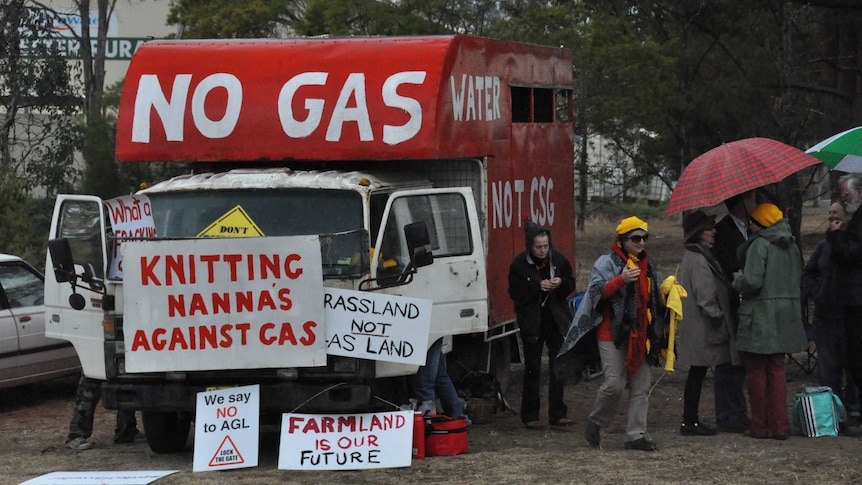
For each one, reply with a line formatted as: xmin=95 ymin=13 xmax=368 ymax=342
xmin=208 ymin=435 xmax=245 ymax=467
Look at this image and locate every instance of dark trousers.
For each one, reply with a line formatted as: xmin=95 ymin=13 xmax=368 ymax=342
xmin=714 ymin=363 xmax=748 ymax=426
xmin=814 ymin=316 xmax=860 ymax=412
xmin=844 ymin=306 xmax=862 ymax=404
xmin=521 ymin=318 xmax=567 ymax=423
xmin=683 ymin=365 xmax=709 ymax=424
xmin=742 ymin=352 xmax=789 ymax=437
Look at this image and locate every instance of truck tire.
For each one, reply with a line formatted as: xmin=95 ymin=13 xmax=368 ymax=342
xmin=142 ymin=411 xmax=191 ymax=453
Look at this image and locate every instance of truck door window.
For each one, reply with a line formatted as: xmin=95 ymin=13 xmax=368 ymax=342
xmin=380 ymin=193 xmax=472 ymax=266
xmin=56 ymin=199 xmax=105 ymax=281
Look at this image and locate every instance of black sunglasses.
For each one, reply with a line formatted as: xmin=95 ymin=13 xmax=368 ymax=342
xmin=628 ymin=234 xmax=649 ymax=243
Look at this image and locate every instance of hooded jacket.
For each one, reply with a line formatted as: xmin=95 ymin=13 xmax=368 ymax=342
xmin=507 ymin=221 xmax=575 ymax=343
xmin=734 ymin=219 xmax=807 ymax=354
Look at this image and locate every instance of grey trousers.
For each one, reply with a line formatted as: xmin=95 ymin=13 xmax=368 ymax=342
xmin=588 ymin=340 xmax=651 ymax=442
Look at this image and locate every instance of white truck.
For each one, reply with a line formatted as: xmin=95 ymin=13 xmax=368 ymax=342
xmin=45 ymin=35 xmax=575 ymax=453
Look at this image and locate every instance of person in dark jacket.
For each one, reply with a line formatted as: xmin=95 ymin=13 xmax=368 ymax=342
xmin=508 ymin=220 xmax=575 ymax=429
xmin=734 ymin=203 xmax=807 ymax=440
xmin=710 ymin=192 xmax=754 ymax=433
xmin=828 ymin=173 xmax=862 ymax=406
xmin=802 ymin=201 xmax=860 ymax=421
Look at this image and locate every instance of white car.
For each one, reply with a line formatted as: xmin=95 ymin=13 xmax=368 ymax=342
xmin=0 ymin=254 xmax=80 ymax=388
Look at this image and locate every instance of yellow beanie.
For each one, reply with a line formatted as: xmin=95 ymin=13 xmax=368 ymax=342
xmin=750 ymin=203 xmax=783 ymax=228
xmin=616 ymin=216 xmax=649 ymax=235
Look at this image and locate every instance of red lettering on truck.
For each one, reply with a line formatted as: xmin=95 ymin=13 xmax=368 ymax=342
xmin=138 ymin=253 xmax=304 ymax=286
xmin=129 ymin=322 xmax=318 ymax=351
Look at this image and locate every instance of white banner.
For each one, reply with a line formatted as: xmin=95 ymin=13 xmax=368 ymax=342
xmin=193 ymin=385 xmax=260 ymax=472
xmin=324 ymin=288 xmax=432 ymax=365
xmin=123 ymin=236 xmax=326 ymax=372
xmin=278 ymin=411 xmax=413 ymax=470
xmin=105 ymin=195 xmax=156 ymax=280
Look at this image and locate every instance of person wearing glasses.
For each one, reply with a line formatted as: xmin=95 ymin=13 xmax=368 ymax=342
xmin=677 ymin=210 xmax=735 ymax=437
xmin=559 ymin=216 xmax=665 ymax=451
xmin=733 ymin=203 xmax=807 ymax=440
xmin=802 ymin=201 xmax=861 ymax=430
xmin=829 ymin=173 xmax=862 ymax=425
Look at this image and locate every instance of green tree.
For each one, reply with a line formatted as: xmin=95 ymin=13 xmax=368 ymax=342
xmin=168 ymin=0 xmax=307 ymax=38
xmin=0 ymin=0 xmax=82 ymax=261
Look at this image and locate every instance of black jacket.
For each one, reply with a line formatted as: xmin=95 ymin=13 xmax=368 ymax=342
xmin=828 ymin=209 xmax=862 ymax=305
xmin=507 ymin=221 xmax=575 ymax=343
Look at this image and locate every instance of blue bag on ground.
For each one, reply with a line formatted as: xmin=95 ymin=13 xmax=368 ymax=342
xmin=793 ymin=386 xmax=846 ymax=437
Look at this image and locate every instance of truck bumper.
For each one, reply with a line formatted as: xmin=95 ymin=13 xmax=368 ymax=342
xmin=102 ymin=380 xmax=376 ymax=416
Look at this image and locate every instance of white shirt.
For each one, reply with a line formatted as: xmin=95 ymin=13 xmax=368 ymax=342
xmin=730 ymin=214 xmax=748 ymax=241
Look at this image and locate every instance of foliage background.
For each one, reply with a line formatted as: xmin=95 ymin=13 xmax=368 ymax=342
xmin=1 ymin=0 xmax=861 ymax=264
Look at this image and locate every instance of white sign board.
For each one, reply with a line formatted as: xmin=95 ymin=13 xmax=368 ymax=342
xmin=278 ymin=411 xmax=413 ymax=470
xmin=193 ymin=385 xmax=260 ymax=472
xmin=123 ymin=236 xmax=326 ymax=372
xmin=324 ymin=288 xmax=432 ymax=365
xmin=105 ymin=195 xmax=157 ymax=280
xmin=19 ymin=470 xmax=177 ymax=485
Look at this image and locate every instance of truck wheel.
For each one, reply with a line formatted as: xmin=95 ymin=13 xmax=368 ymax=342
xmin=142 ymin=411 xmax=191 ymax=453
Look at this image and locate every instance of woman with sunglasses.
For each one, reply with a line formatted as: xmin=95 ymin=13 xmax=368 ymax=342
xmin=558 ymin=216 xmax=666 ymax=451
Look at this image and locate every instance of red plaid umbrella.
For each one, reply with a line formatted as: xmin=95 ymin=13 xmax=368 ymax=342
xmin=665 ymin=137 xmax=820 ymax=216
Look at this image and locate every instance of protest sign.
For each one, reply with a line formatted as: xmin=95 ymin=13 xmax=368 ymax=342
xmin=278 ymin=411 xmax=413 ymax=470
xmin=323 ymin=288 xmax=432 ymax=365
xmin=193 ymin=385 xmax=260 ymax=472
xmin=105 ymin=195 xmax=156 ymax=280
xmin=122 ymin=235 xmax=326 ymax=372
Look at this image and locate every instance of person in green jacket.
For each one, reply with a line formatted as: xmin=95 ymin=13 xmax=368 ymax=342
xmin=733 ymin=203 xmax=807 ymax=440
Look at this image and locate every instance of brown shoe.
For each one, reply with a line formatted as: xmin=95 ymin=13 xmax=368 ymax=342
xmin=524 ymin=420 xmax=543 ymax=430
xmin=551 ymin=418 xmax=575 ymax=427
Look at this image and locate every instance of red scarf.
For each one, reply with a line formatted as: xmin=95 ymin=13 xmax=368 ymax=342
xmin=613 ymin=244 xmax=651 ymax=374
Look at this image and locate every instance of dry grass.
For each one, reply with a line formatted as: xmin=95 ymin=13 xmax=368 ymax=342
xmin=1 ymin=203 xmax=858 ymax=484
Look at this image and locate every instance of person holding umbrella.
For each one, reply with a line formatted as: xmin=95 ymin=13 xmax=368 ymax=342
xmin=710 ymin=192 xmax=755 ymax=433
xmin=733 ymin=203 xmax=807 ymax=440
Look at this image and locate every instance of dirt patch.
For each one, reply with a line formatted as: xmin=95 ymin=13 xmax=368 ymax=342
xmin=3 ymin=204 xmax=860 ymax=484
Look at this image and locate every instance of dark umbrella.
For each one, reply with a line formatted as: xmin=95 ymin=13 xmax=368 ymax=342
xmin=665 ymin=137 xmax=820 ymax=216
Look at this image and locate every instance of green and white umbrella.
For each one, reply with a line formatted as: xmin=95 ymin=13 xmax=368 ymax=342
xmin=806 ymin=126 xmax=862 ymax=172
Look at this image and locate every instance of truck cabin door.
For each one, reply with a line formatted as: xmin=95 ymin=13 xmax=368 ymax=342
xmin=371 ymin=188 xmax=488 ymax=345
xmin=44 ymin=195 xmax=109 ymax=379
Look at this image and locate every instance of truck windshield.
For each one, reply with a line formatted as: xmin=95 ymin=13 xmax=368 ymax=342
xmin=145 ymin=189 xmax=367 ymax=278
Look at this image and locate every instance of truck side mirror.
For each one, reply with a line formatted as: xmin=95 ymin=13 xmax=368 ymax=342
xmin=48 ymin=238 xmax=75 ymax=283
xmin=404 ymin=221 xmax=433 ymax=268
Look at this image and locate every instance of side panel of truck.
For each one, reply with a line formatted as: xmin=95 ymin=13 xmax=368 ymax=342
xmin=114 ymin=35 xmax=575 ymax=331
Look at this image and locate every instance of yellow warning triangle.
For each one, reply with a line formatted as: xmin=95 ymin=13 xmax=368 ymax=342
xmin=197 ymin=205 xmax=265 ymax=238
xmin=209 ymin=435 xmax=245 ymax=467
